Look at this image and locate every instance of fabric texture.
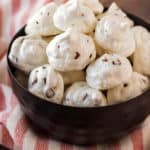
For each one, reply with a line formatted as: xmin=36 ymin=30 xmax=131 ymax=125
xmin=0 ymin=0 xmax=150 ymax=149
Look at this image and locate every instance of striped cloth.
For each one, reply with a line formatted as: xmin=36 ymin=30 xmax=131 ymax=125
xmin=0 ymin=0 xmax=150 ymax=149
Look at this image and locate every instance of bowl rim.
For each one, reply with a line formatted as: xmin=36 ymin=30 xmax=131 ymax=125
xmin=7 ymin=14 xmax=150 ymax=111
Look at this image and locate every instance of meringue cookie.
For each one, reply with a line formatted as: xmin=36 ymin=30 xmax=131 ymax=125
xmin=80 ymin=0 xmax=104 ymax=15
xmin=86 ymin=54 xmax=132 ymax=90
xmin=25 ymin=2 xmax=61 ymax=36
xmin=132 ymin=26 xmax=150 ymax=76
xmin=46 ymin=29 xmax=96 ymax=71
xmin=60 ymin=71 xmax=85 ymax=85
xmin=53 ymin=0 xmax=97 ymax=33
xmin=64 ymin=82 xmax=107 ymax=107
xmin=9 ymin=35 xmax=48 ymax=73
xmin=28 ymin=64 xmax=64 ymax=103
xmin=107 ymin=72 xmax=150 ymax=105
xmin=95 ymin=14 xmax=135 ymax=57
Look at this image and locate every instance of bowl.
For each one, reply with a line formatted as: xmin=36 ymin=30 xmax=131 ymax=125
xmin=7 ymin=12 xmax=150 ymax=146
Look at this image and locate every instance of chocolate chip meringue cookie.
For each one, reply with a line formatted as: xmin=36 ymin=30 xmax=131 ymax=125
xmin=95 ymin=3 xmax=135 ymax=57
xmin=132 ymin=26 xmax=150 ymax=76
xmin=60 ymin=71 xmax=85 ymax=85
xmin=9 ymin=35 xmax=48 ymax=73
xmin=64 ymin=82 xmax=107 ymax=107
xmin=86 ymin=54 xmax=132 ymax=90
xmin=28 ymin=64 xmax=64 ymax=103
xmin=46 ymin=29 xmax=96 ymax=71
xmin=53 ymin=0 xmax=97 ymax=33
xmin=107 ymin=72 xmax=150 ymax=105
xmin=25 ymin=2 xmax=61 ymax=36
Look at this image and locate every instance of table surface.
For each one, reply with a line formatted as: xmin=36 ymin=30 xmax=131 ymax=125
xmin=101 ymin=0 xmax=150 ymax=23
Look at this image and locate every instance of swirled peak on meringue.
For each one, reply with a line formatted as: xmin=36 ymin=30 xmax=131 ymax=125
xmin=25 ymin=2 xmax=61 ymax=36
xmin=53 ymin=0 xmax=97 ymax=33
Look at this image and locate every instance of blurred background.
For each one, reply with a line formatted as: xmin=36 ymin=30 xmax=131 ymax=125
xmin=102 ymin=0 xmax=150 ymax=23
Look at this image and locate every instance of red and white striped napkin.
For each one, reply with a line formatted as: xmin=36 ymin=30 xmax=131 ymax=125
xmin=0 ymin=0 xmax=150 ymax=149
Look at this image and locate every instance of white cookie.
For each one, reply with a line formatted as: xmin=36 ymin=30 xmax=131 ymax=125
xmin=28 ymin=64 xmax=64 ymax=103
xmin=9 ymin=35 xmax=48 ymax=73
xmin=46 ymin=28 xmax=96 ymax=71
xmin=86 ymin=54 xmax=132 ymax=90
xmin=64 ymin=82 xmax=107 ymax=107
xmin=107 ymin=72 xmax=150 ymax=105
xmin=60 ymin=71 xmax=85 ymax=85
xmin=132 ymin=26 xmax=150 ymax=76
xmin=95 ymin=3 xmax=135 ymax=57
xmin=25 ymin=2 xmax=61 ymax=36
xmin=53 ymin=0 xmax=97 ymax=33
xmin=80 ymin=0 xmax=104 ymax=15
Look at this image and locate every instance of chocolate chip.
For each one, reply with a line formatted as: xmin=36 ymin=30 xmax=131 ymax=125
xmin=46 ymin=88 xmax=55 ymax=98
xmin=124 ymin=83 xmax=128 ymax=87
xmin=16 ymin=57 xmax=18 ymax=62
xmin=74 ymin=52 xmax=80 ymax=59
xmin=114 ymin=13 xmax=118 ymax=16
xmin=42 ymin=66 xmax=46 ymax=69
xmin=112 ymin=59 xmax=121 ymax=65
xmin=117 ymin=59 xmax=121 ymax=65
xmin=112 ymin=61 xmax=116 ymax=65
xmin=98 ymin=18 xmax=101 ymax=21
xmin=43 ymin=78 xmax=47 ymax=84
xmin=81 ymin=13 xmax=84 ymax=17
xmin=57 ymin=45 xmax=60 ymax=48
xmin=93 ymin=29 xmax=95 ymax=33
xmin=83 ymin=93 xmax=88 ymax=101
xmin=32 ymin=78 xmax=38 ymax=86
xmin=36 ymin=21 xmax=39 ymax=24
xmin=142 ymin=78 xmax=147 ymax=83
xmin=102 ymin=58 xmax=108 ymax=62
xmin=89 ymin=54 xmax=92 ymax=58
xmin=47 ymin=12 xmax=50 ymax=16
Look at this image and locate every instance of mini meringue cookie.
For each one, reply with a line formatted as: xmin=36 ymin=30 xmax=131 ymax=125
xmin=107 ymin=72 xmax=150 ymax=105
xmin=64 ymin=82 xmax=107 ymax=107
xmin=132 ymin=26 xmax=150 ymax=76
xmin=80 ymin=0 xmax=104 ymax=15
xmin=95 ymin=14 xmax=135 ymax=57
xmin=60 ymin=71 xmax=85 ymax=85
xmin=25 ymin=2 xmax=61 ymax=36
xmin=9 ymin=35 xmax=48 ymax=73
xmin=46 ymin=29 xmax=96 ymax=71
xmin=53 ymin=0 xmax=97 ymax=33
xmin=28 ymin=64 xmax=64 ymax=103
xmin=86 ymin=54 xmax=132 ymax=90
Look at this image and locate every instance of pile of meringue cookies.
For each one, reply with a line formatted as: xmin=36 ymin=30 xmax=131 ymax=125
xmin=9 ymin=0 xmax=150 ymax=107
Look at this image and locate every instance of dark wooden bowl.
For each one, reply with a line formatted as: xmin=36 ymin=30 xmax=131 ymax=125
xmin=7 ymin=12 xmax=150 ymax=146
